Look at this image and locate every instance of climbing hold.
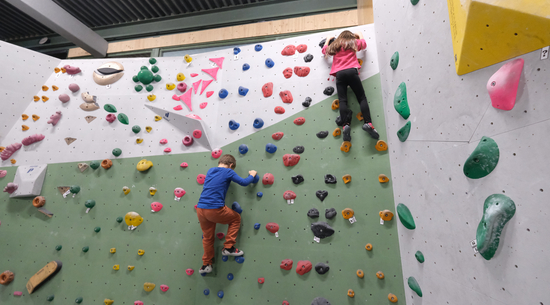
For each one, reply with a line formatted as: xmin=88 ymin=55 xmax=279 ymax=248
xmin=296 ymin=44 xmax=307 ymax=53
xmin=365 ymin=243 xmax=373 ymax=251
xmin=117 ymin=113 xmax=129 ymax=125
xmin=22 ymin=125 xmax=29 ymax=131
xmin=304 ymin=54 xmax=313 ymax=62
xmin=151 ymin=202 xmax=163 ymax=212
xmin=331 ymin=99 xmax=339 ymax=110
xmin=324 ymin=174 xmax=336 ymax=184
xmin=219 ymin=89 xmax=228 ymax=99
xmin=192 ymin=129 xmax=202 ymax=139
xmin=294 ymin=66 xmax=310 ymax=77
xmin=216 ymin=232 xmax=226 ymax=240
xmin=104 ymin=104 xmax=117 ymax=113
xmin=254 ymin=222 xmax=261 ymax=230
xmin=58 ymin=94 xmax=70 ymax=103
xmin=397 ymin=121 xmax=411 ymax=142
xmin=212 ymin=149 xmax=223 ymax=159
xmin=180 ymin=162 xmax=189 ymax=168
xmin=143 ymin=282 xmax=155 ymax=292
xmin=293 ymin=146 xmax=304 ymax=154
xmin=296 ymin=260 xmax=312 ymax=275
xmin=323 ymin=87 xmax=335 ymax=96
xmin=357 ymin=269 xmax=365 ymax=278
xmin=110 ymin=248 xmax=116 ymax=254
xmin=411 ymin=0 xmax=420 ymax=4
xmin=201 ymin=67 xmax=219 ymax=81
xmin=82 ymin=246 xmax=89 ymax=253
xmin=488 ymin=58 xmax=524 ymax=111
xmin=265 ymin=143 xmax=277 ymax=154
xmin=283 ymin=154 xmax=300 ymax=166
xmin=315 ymin=262 xmax=329 ymax=274
xmin=0 ymin=271 xmax=14 ymax=285
xmin=75 ymin=297 xmax=84 ymax=303
xmin=242 ymin=63 xmax=250 ymax=71
xmin=281 ymin=45 xmax=296 ymax=56
xmin=265 ymin=58 xmax=275 ymax=68
xmin=52 ymin=85 xmax=59 ymax=91
xmin=314 ymin=131 xmax=329 ymax=140
xmin=149 ymin=187 xmax=157 ymax=196
xmin=32 ymin=196 xmax=45 ymax=208
xmin=408 ymin=276 xmax=422 ymax=297
xmin=390 ymin=51 xmax=399 ymax=70
xmin=415 ymin=251 xmax=425 ymax=263
xmin=176 ymin=73 xmax=186 ymax=82
xmin=342 ymin=208 xmax=354 ymax=220
xmin=255 ymin=44 xmax=262 ymax=51
xmin=308 ymin=208 xmax=319 ymax=218
xmin=159 ymin=139 xmax=168 ymax=145
xmin=22 ymin=114 xmax=29 ymax=121
xmin=303 ymin=97 xmax=312 ymax=107
xmin=464 ymin=136 xmax=500 ymax=179
xmin=192 ymin=80 xmax=202 ymax=94
xmin=376 ymin=271 xmax=385 ymax=279
xmin=272 ymin=132 xmax=284 ymax=140
xmin=22 ymin=134 xmax=45 ymax=146
xmin=112 ymin=148 xmax=122 ymax=157
xmin=262 ymin=173 xmax=274 ymax=185
xmin=311 ymin=222 xmax=334 ymax=238
xmin=116 ymin=217 xmax=123 ymax=223
xmin=63 ymin=65 xmax=81 ymax=75
xmin=379 ymin=210 xmax=394 ymax=221
xmin=31 ymin=114 xmax=39 ymax=122
xmin=375 ymin=140 xmax=388 ymax=151
xmin=237 ymin=86 xmax=249 ymax=96
xmin=89 ymin=161 xmax=100 ymax=170
xmin=235 ymin=256 xmax=245 ymax=264
xmin=94 ymin=227 xmax=101 ymax=233
xmin=197 ymin=174 xmax=206 ymax=185
xmin=253 ymin=118 xmax=264 ymax=129
xmin=226 ymin=273 xmax=233 ymax=281
xmin=388 ymin=293 xmax=398 ymax=303
xmin=84 ymin=200 xmax=95 ymax=213
xmin=33 ymin=95 xmax=40 ymax=101
xmin=134 ymin=85 xmax=143 ymax=92
xmin=292 ymin=174 xmax=304 ymax=184
xmin=131 ymin=125 xmax=141 ymax=134
xmin=315 ymin=190 xmax=328 ymax=201
xmin=476 ymin=194 xmax=516 ymax=260
xmin=47 ymin=295 xmax=54 ymax=301
xmin=42 ymin=96 xmax=49 ymax=102
xmin=342 ymin=174 xmax=351 ymax=184
xmin=279 ymin=90 xmax=293 ymax=104
xmin=69 ymin=83 xmax=80 ymax=92
xmin=125 ymin=211 xmax=143 ymax=230
xmin=200 ymin=80 xmax=213 ymax=94
xmin=332 ymin=128 xmax=341 ymax=137
xmin=280 ymin=259 xmax=293 ymax=270
xmin=340 ymin=141 xmax=352 ymax=152
xmin=203 ymin=289 xmax=210 ymax=296
xmin=182 ymin=135 xmax=194 ymax=146
xmin=283 ymin=190 xmax=296 ymax=204
xmin=266 ymin=222 xmax=279 ymax=234
xmin=274 ymin=106 xmax=286 ymax=114
xmin=185 ymin=268 xmax=193 ymax=276
xmin=379 ymin=174 xmax=389 ymax=183
xmin=136 ymin=159 xmax=153 ymax=172
xmin=311 ymin=297 xmax=331 ymax=305
xmin=293 ymin=117 xmax=305 ymax=125
xmin=217 ymin=290 xmax=224 ymax=298
xmin=159 ymin=284 xmax=169 ymax=292
xmin=262 ymin=82 xmax=273 ymax=97
xmin=47 ymin=111 xmax=62 ymax=126
xmin=394 ymin=82 xmax=411 ymax=119
xmin=70 ymin=185 xmax=81 ymax=195
xmin=325 ymin=208 xmax=337 ymax=219
xmin=283 ymin=67 xmax=293 ymax=79
xmin=0 ymin=170 xmax=6 ymax=178
xmin=176 ymin=82 xmax=187 ymax=94
xmin=258 ymin=277 xmax=265 ymax=284
xmin=231 ymin=201 xmax=242 ymax=214
xmin=221 ymin=256 xmax=228 ymax=262
xmin=166 ymin=83 xmax=176 ymax=90
xmin=397 ymin=203 xmax=416 ymax=230
xmin=154 ymin=115 xmax=162 ymax=121
xmin=104 ymin=299 xmax=114 ymax=305
xmin=238 ymin=144 xmax=249 ymax=155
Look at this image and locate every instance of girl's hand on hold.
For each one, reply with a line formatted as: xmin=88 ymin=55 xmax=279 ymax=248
xmin=249 ymin=170 xmax=257 ymax=177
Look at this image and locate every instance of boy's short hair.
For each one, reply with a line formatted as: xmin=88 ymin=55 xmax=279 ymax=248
xmin=218 ymin=154 xmax=236 ymax=169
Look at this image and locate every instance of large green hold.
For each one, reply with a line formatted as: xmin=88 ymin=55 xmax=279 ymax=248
xmin=104 ymin=104 xmax=117 ymax=113
xmin=136 ymin=66 xmax=154 ymax=84
xmin=393 ymin=82 xmax=410 ymax=119
xmin=476 ymin=194 xmax=516 ymax=260
xmin=390 ymin=51 xmax=399 ymax=70
xmin=411 ymin=0 xmax=420 ymax=5
xmin=90 ymin=160 xmax=100 ymax=170
xmin=397 ymin=121 xmax=411 ymax=142
xmin=407 ymin=277 xmax=422 ymax=297
xmin=463 ymin=136 xmax=499 ymax=179
xmin=415 ymin=251 xmax=424 ymax=263
xmin=397 ymin=203 xmax=415 ymax=230
xmin=118 ymin=113 xmax=129 ymax=125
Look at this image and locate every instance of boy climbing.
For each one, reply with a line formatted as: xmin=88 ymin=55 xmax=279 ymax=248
xmin=196 ymin=154 xmax=257 ymax=274
xmin=322 ymin=30 xmax=379 ymax=143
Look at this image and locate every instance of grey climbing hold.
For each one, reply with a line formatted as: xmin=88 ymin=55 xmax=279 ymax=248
xmin=311 ymin=222 xmax=334 ymax=239
xmin=316 ymin=131 xmax=328 ymax=139
xmin=307 ymin=208 xmax=319 ymax=218
xmin=323 ymin=87 xmax=335 ymax=96
xmin=315 ymin=262 xmax=329 ymax=274
xmin=304 ymin=54 xmax=314 ymax=62
xmin=325 ymin=208 xmax=337 ymax=219
xmin=397 ymin=121 xmax=411 ymax=142
xmin=394 ymin=82 xmax=411 ymax=119
xmin=303 ymin=97 xmax=312 ymax=107
xmin=324 ymin=174 xmax=336 ymax=184
xmin=293 ymin=146 xmax=305 ymax=154
xmin=390 ymin=51 xmax=399 ymax=70
xmin=311 ymin=297 xmax=331 ymax=305
xmin=292 ymin=174 xmax=304 ymax=184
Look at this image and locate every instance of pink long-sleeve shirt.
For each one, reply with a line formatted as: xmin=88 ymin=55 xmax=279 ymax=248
xmin=322 ymin=39 xmax=366 ymax=76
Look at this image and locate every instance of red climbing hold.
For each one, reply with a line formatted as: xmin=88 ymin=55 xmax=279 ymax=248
xmin=283 ymin=154 xmax=300 ymax=167
xmin=197 ymin=174 xmax=206 ymax=184
xmin=283 ymin=190 xmax=296 ymax=201
xmin=216 ymin=232 xmax=225 ymax=240
xmin=279 ymin=91 xmax=293 ymax=103
xmin=172 ymin=94 xmax=180 ymax=101
xmin=200 ymin=80 xmax=213 ymax=95
xmin=200 ymin=102 xmax=208 ymax=109
xmin=212 ymin=149 xmax=223 ymax=159
xmin=173 ymin=105 xmax=183 ymax=111
xmin=262 ymin=82 xmax=273 ymax=98
xmin=186 ymin=268 xmax=194 ymax=275
xmin=201 ymin=67 xmax=219 ymax=81
xmin=281 ymin=45 xmax=296 ymax=56
xmin=293 ymin=117 xmax=305 ymax=125
xmin=282 ymin=301 xmax=290 ymax=305
xmin=266 ymin=222 xmax=279 ymax=234
xmin=274 ymin=106 xmax=285 ymax=114
xmin=296 ymin=44 xmax=307 ymax=53
xmin=272 ymin=132 xmax=284 ymax=140
xmin=209 ymin=57 xmax=225 ymax=69
xmin=190 ymin=73 xmax=198 ymax=77
xmin=193 ymin=129 xmax=202 ymax=138
xmin=283 ymin=67 xmax=293 ymax=79
xmin=258 ymin=277 xmax=265 ymax=284
xmin=192 ymin=80 xmax=202 ymax=94
xmin=296 ymin=260 xmax=312 ymax=275
xmin=280 ymin=259 xmax=293 ymax=270
xmin=294 ymin=66 xmax=310 ymax=77
xmin=206 ymin=91 xmax=214 ymax=98
xmin=262 ymin=173 xmax=274 ymax=185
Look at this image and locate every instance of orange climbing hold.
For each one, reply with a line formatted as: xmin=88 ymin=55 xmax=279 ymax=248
xmin=375 ymin=140 xmax=388 ymax=151
xmin=32 ymin=115 xmax=40 ymax=121
xmin=379 ymin=174 xmax=389 ymax=183
xmin=342 ymin=174 xmax=351 ymax=184
xmin=42 ymin=85 xmax=49 ymax=91
xmin=379 ymin=210 xmax=394 ymax=221
xmin=41 ymin=96 xmax=49 ymax=102
xmin=377 ymin=271 xmax=385 ymax=279
xmin=356 ymin=112 xmax=363 ymax=121
xmin=342 ymin=208 xmax=354 ymax=220
xmin=54 ymin=67 xmax=61 ymax=73
xmin=332 ymin=128 xmax=341 ymax=137
xmin=365 ymin=243 xmax=373 ymax=251
xmin=61 ymin=68 xmax=66 ymax=73
xmin=388 ymin=293 xmax=397 ymax=303
xmin=340 ymin=141 xmax=351 ymax=153
xmin=22 ymin=114 xmax=29 ymax=121
xmin=356 ymin=269 xmax=364 ymax=278
xmin=347 ymin=289 xmax=355 ymax=298
xmin=33 ymin=96 xmax=40 ymax=102
xmin=22 ymin=125 xmax=29 ymax=131
xmin=331 ymin=99 xmax=339 ymax=110
xmin=10 ymin=159 xmax=16 ymax=164
xmin=101 ymin=159 xmax=113 ymax=169
xmin=52 ymin=85 xmax=59 ymax=91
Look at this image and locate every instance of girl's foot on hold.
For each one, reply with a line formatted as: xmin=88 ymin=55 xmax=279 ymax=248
xmin=199 ymin=264 xmax=212 ymax=274
xmin=221 ymin=246 xmax=244 ymax=256
xmin=362 ymin=122 xmax=380 ymax=139
xmin=342 ymin=125 xmax=352 ymax=142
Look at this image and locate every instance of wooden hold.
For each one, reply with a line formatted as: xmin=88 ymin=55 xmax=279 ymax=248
xmin=64 ymin=137 xmax=77 ymax=145
xmin=0 ymin=270 xmax=14 ymax=285
xmin=37 ymin=207 xmax=53 ymax=218
xmin=77 ymin=163 xmax=89 ymax=173
xmin=26 ymin=261 xmax=62 ymax=294
xmin=84 ymin=116 xmax=97 ymax=123
xmin=375 ymin=140 xmax=388 ymax=151
xmin=57 ymin=186 xmax=70 ymax=195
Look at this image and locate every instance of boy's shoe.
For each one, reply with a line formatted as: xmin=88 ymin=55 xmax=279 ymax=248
xmin=199 ymin=264 xmax=212 ymax=274
xmin=362 ymin=122 xmax=380 ymax=139
xmin=342 ymin=125 xmax=351 ymax=142
xmin=222 ymin=246 xmax=244 ymax=256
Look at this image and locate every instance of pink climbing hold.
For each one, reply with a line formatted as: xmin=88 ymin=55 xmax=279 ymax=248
xmin=216 ymin=232 xmax=225 ymax=240
xmin=160 ymin=284 xmax=169 ymax=292
xmin=177 ymin=82 xmax=187 ymax=93
xmin=106 ymin=114 xmax=116 ymax=123
xmin=22 ymin=134 xmax=45 ymax=146
xmin=172 ymin=94 xmax=180 ymax=101
xmin=283 ymin=154 xmax=300 ymax=167
xmin=272 ymin=132 xmax=284 ymax=140
xmin=182 ymin=136 xmax=194 ymax=146
xmin=262 ymin=173 xmax=274 ymax=185
xmin=164 ymin=148 xmax=172 ymax=153
xmin=68 ymin=83 xmax=80 ymax=92
xmin=209 ymin=57 xmax=225 ymax=69
xmin=266 ymin=222 xmax=279 ymax=234
xmin=63 ymin=65 xmax=81 ymax=75
xmin=211 ymin=149 xmax=223 ymax=159
xmin=180 ymin=89 xmax=193 ymax=111
xmin=190 ymin=73 xmax=198 ymax=77
xmin=3 ymin=182 xmax=18 ymax=194
xmin=0 ymin=170 xmax=7 ymax=178
xmin=206 ymin=91 xmax=214 ymax=98
xmin=282 ymin=301 xmax=290 ymax=305
xmin=192 ymin=79 xmax=202 ymax=94
xmin=487 ymin=58 xmax=524 ymax=111
xmin=194 ymin=204 xmax=198 ymax=210
xmin=296 ymin=44 xmax=307 ymax=53
xmin=13 ymin=291 xmax=23 ymax=296
xmin=186 ymin=268 xmax=194 ymax=276
xmin=1 ymin=143 xmax=22 ymax=161
xmin=197 ymin=174 xmax=206 ymax=184
xmin=281 ymin=45 xmax=296 ymax=56
xmin=159 ymin=139 xmax=168 ymax=145
xmin=59 ymin=94 xmax=70 ymax=103
xmin=47 ymin=111 xmax=62 ymax=126
xmin=200 ymin=102 xmax=208 ymax=109
xmin=192 ymin=129 xmax=202 ymax=139
xmin=134 ymin=301 xmax=144 ymax=305
xmin=174 ymin=188 xmax=186 ymax=198
xmin=151 ymin=202 xmax=163 ymax=212
xmin=274 ymin=106 xmax=285 ymax=114
xmin=201 ymin=67 xmax=219 ymax=81
xmin=200 ymin=79 xmax=213 ymax=95
xmin=173 ymin=105 xmax=183 ymax=111
xmin=185 ymin=114 xmax=202 ymax=120
xmin=180 ymin=162 xmax=188 ymax=168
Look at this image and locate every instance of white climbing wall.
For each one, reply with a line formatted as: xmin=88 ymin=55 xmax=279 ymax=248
xmin=374 ymin=1 xmax=550 ymax=304
xmin=0 ymin=41 xmax=60 ymax=142
xmin=0 ymin=25 xmax=379 ymax=166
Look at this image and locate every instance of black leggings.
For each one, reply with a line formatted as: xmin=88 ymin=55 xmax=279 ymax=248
xmin=335 ymin=68 xmax=372 ymax=124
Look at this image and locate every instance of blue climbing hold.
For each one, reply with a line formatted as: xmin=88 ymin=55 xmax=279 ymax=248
xmin=229 ymin=120 xmax=240 ymax=130
xmin=235 ymin=256 xmax=245 ymax=264
xmin=252 ymin=175 xmax=260 ymax=184
xmin=253 ymin=118 xmax=264 ymax=129
xmin=254 ymin=223 xmax=261 ymax=230
xmin=219 ymin=89 xmax=228 ymax=99
xmin=232 ymin=201 xmax=242 ymax=214
xmin=203 ymin=289 xmax=210 ymax=295
xmin=265 ymin=143 xmax=277 ymax=154
xmin=242 ymin=63 xmax=250 ymax=71
xmin=217 ymin=290 xmax=224 ymax=298
xmin=257 ymin=192 xmax=263 ymax=198
xmin=222 ymin=255 xmax=228 ymax=262
xmin=233 ymin=47 xmax=241 ymax=55
xmin=255 ymin=44 xmax=263 ymax=51
xmin=238 ymin=86 xmax=249 ymax=96
xmin=201 ymin=272 xmax=206 ymax=277
xmin=227 ymin=273 xmax=234 ymax=281
xmin=265 ymin=58 xmax=274 ymax=68
xmin=239 ymin=144 xmax=248 ymax=154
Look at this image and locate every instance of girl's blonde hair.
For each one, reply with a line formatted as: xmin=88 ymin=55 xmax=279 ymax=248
xmin=326 ymin=30 xmax=358 ymax=56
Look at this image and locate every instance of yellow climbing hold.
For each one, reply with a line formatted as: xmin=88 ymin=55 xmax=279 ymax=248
xmin=113 ymin=264 xmax=120 ymax=270
xmin=104 ymin=299 xmax=114 ymax=305
xmin=184 ymin=55 xmax=192 ymax=63
xmin=122 ymin=186 xmax=130 ymax=195
xmin=109 ymin=248 xmax=116 ymax=254
xmin=166 ymin=83 xmax=176 ymax=90
xmin=137 ymin=159 xmax=153 ymax=172
xmin=128 ymin=265 xmax=135 ymax=271
xmin=176 ymin=73 xmax=185 ymax=81
xmin=136 ymin=138 xmax=143 ymax=144
xmin=147 ymin=94 xmax=156 ymax=101
xmin=138 ymin=249 xmax=145 ymax=256
xmin=145 ymin=126 xmax=152 ymax=133
xmin=143 ymin=282 xmax=155 ymax=292
xmin=22 ymin=125 xmax=29 ymax=131
xmin=154 ymin=115 xmax=162 ymax=122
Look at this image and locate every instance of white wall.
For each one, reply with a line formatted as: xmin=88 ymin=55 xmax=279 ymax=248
xmin=374 ymin=1 xmax=550 ymax=304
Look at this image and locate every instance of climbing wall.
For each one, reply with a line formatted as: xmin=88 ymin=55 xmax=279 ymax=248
xmin=374 ymin=0 xmax=550 ymax=304
xmin=0 ymin=25 xmax=407 ymax=304
xmin=0 ymin=41 xmax=60 ymax=142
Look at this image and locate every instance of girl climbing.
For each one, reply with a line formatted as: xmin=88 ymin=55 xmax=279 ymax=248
xmin=322 ymin=30 xmax=379 ymax=142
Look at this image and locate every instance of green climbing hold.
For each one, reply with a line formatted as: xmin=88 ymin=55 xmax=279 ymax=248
xmin=407 ymin=276 xmax=422 ymax=297
xmin=82 ymin=246 xmax=89 ymax=253
xmin=90 ymin=161 xmax=100 ymax=170
xmin=112 ymin=148 xmax=122 ymax=157
xmin=118 ymin=113 xmax=129 ymax=125
xmin=397 ymin=121 xmax=411 ymax=142
xmin=104 ymin=104 xmax=117 ymax=113
xmin=85 ymin=200 xmax=96 ymax=209
xmin=415 ymin=251 xmax=424 ymax=263
xmin=146 ymin=85 xmax=154 ymax=92
xmin=151 ymin=65 xmax=159 ymax=73
xmin=55 ymin=245 xmax=62 ymax=251
xmin=47 ymin=295 xmax=55 ymax=301
xmin=94 ymin=226 xmax=101 ymax=233
xmin=132 ymin=75 xmax=139 ymax=82
xmin=154 ymin=75 xmax=162 ymax=82
xmin=390 ymin=51 xmax=399 ymax=70
xmin=75 ymin=297 xmax=83 ymax=303
xmin=411 ymin=0 xmax=420 ymax=5
xmin=116 ymin=216 xmax=123 ymax=223
xmin=70 ymin=185 xmax=80 ymax=194
xmin=393 ymin=82 xmax=410 ymax=119
xmin=397 ymin=203 xmax=416 ymax=230
xmin=132 ymin=125 xmax=141 ymax=134
xmin=463 ymin=136 xmax=499 ymax=179
xmin=136 ymin=66 xmax=154 ymax=84
xmin=135 ymin=85 xmax=143 ymax=92
xmin=476 ymin=194 xmax=516 ymax=260
xmin=149 ymin=58 xmax=157 ymax=65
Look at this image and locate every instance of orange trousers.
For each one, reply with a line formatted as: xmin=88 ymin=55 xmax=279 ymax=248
xmin=197 ymin=206 xmax=241 ymax=265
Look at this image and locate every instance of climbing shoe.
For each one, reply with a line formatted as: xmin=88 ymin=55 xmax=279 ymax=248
xmin=199 ymin=264 xmax=212 ymax=274
xmin=362 ymin=122 xmax=380 ymax=139
xmin=221 ymin=246 xmax=244 ymax=256
xmin=342 ymin=125 xmax=351 ymax=142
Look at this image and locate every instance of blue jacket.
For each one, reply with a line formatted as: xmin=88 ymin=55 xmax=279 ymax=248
xmin=197 ymin=167 xmax=253 ymax=209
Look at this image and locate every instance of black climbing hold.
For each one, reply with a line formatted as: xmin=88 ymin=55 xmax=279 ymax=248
xmin=307 ymin=208 xmax=319 ymax=218
xmin=323 ymin=87 xmax=335 ymax=96
xmin=318 ymin=37 xmax=335 ymax=48
xmin=316 ymin=131 xmax=328 ymax=138
xmin=293 ymin=146 xmax=305 ymax=154
xmin=315 ymin=262 xmax=330 ymax=275
xmin=310 ymin=222 xmax=334 ymax=239
xmin=97 ymin=68 xmax=123 ymax=75
xmin=316 ymin=190 xmax=328 ymax=201
xmin=311 ymin=297 xmax=331 ymax=305
xmin=335 ymin=116 xmax=344 ymax=126
xmin=325 ymin=208 xmax=337 ymax=219
xmin=292 ymin=174 xmax=304 ymax=184
xmin=303 ymin=97 xmax=312 ymax=107
xmin=304 ymin=54 xmax=314 ymax=62
xmin=324 ymin=174 xmax=337 ymax=184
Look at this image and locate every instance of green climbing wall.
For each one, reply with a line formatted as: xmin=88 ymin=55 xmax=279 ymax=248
xmin=0 ymin=74 xmax=405 ymax=304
